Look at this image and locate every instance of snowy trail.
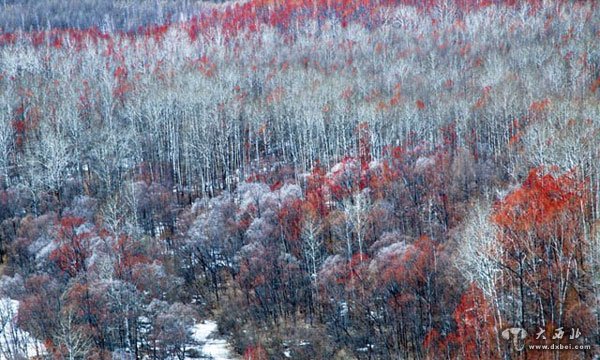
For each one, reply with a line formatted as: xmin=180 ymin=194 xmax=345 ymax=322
xmin=190 ymin=320 xmax=238 ymax=360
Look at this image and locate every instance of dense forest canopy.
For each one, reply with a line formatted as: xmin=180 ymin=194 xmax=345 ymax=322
xmin=0 ymin=0 xmax=598 ymax=359
xmin=0 ymin=0 xmax=226 ymax=32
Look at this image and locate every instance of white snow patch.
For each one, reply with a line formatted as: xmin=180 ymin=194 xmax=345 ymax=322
xmin=0 ymin=298 xmax=45 ymax=359
xmin=415 ymin=156 xmax=435 ymax=172
xmin=189 ymin=320 xmax=237 ymax=360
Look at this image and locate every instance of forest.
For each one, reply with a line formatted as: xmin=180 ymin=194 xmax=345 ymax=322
xmin=0 ymin=0 xmax=599 ymax=359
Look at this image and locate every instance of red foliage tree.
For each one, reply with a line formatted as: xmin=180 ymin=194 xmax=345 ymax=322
xmin=113 ymin=234 xmax=149 ymax=281
xmin=49 ymin=217 xmax=92 ymax=277
xmin=492 ymin=167 xmax=590 ymax=332
xmin=17 ymin=275 xmax=62 ymax=345
xmin=304 ymin=161 xmax=329 ymax=218
xmin=356 ymin=122 xmax=372 ymax=167
xmin=243 ymin=343 xmax=268 ymax=360
xmin=278 ymin=197 xmax=304 ymax=256
xmin=446 ymin=283 xmax=499 ymax=360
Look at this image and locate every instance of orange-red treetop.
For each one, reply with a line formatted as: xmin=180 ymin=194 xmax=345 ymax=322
xmin=492 ymin=167 xmax=587 ymax=245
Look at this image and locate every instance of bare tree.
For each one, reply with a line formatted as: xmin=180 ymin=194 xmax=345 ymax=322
xmin=54 ymin=308 xmax=92 ymax=360
xmin=301 ymin=214 xmax=323 ymax=309
xmin=0 ymin=102 xmax=12 ymax=189
xmin=342 ymin=190 xmax=371 ymax=260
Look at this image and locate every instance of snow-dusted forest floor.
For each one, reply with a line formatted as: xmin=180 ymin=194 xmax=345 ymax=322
xmin=189 ymin=320 xmax=237 ymax=360
xmin=0 ymin=298 xmax=45 ymax=359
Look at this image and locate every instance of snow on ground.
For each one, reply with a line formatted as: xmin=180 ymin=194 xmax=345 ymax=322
xmin=0 ymin=298 xmax=45 ymax=360
xmin=189 ymin=320 xmax=238 ymax=360
xmin=0 ymin=297 xmax=234 ymax=360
